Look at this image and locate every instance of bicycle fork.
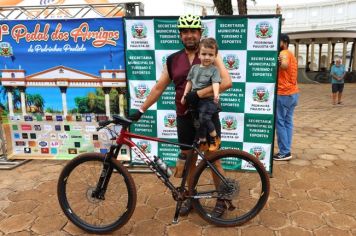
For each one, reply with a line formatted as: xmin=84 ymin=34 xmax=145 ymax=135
xmin=91 ymin=145 xmax=119 ymax=200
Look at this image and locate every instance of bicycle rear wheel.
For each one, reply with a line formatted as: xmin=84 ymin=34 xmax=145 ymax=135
xmin=190 ymin=149 xmax=270 ymax=226
xmin=57 ymin=153 xmax=136 ymax=233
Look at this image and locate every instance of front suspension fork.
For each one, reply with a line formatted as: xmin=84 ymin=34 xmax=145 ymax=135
xmin=92 ymin=145 xmax=121 ymax=199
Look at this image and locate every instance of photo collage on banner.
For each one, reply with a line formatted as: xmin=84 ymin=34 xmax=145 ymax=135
xmin=0 ymin=18 xmax=129 ymax=160
xmin=125 ymin=16 xmax=281 ymax=172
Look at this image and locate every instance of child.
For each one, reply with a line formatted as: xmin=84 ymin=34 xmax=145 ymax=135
xmin=181 ymin=37 xmax=221 ymax=151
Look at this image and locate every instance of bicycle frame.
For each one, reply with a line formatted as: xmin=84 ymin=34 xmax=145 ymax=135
xmin=104 ymin=125 xmax=229 ymax=199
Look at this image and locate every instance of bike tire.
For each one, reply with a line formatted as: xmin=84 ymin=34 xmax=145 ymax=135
xmin=190 ymin=149 xmax=270 ymax=227
xmin=57 ymin=153 xmax=137 ymax=234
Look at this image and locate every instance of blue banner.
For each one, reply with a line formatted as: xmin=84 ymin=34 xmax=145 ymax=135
xmin=0 ymin=17 xmax=124 ymax=75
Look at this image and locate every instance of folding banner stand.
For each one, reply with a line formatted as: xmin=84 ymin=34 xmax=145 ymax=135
xmin=0 ymin=125 xmax=30 ymax=170
xmin=125 ymin=15 xmax=281 ymax=175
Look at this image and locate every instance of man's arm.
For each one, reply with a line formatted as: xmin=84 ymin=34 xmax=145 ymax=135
xmin=330 ymin=66 xmax=340 ymax=80
xmin=140 ymin=66 xmax=171 ymax=112
xmin=196 ymin=54 xmax=232 ymax=98
xmin=279 ymin=52 xmax=289 ymax=70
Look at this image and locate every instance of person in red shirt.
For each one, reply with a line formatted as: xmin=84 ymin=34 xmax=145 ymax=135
xmin=273 ymin=33 xmax=299 ymax=161
xmin=129 ymin=14 xmax=232 ymax=216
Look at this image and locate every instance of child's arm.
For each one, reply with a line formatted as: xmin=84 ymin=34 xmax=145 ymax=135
xmin=212 ymin=82 xmax=220 ymax=104
xmin=181 ymin=80 xmax=192 ymax=105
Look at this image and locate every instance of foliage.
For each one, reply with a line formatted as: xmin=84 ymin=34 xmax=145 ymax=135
xmin=213 ymin=0 xmax=256 ymax=15
xmin=74 ymin=88 xmax=121 ymax=114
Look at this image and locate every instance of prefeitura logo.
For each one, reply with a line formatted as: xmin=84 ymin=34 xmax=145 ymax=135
xmin=137 ymin=140 xmax=151 ymax=153
xmin=0 ymin=42 xmax=13 ymax=57
xmin=222 ymin=115 xmax=237 ymax=130
xmin=249 ymin=146 xmax=266 ymax=160
xmin=255 ymin=21 xmax=273 ymax=39
xmin=164 ymin=113 xmax=176 ymax=128
xmin=135 ymin=84 xmax=150 ymax=99
xmin=202 ymin=23 xmax=209 ymax=38
xmin=131 ymin=23 xmax=147 ymax=39
xmin=223 ymin=54 xmax=239 ymax=70
xmin=253 ymin=86 xmax=269 ymax=102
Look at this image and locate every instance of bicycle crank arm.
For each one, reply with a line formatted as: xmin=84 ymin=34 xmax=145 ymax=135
xmin=172 ymin=201 xmax=183 ymax=224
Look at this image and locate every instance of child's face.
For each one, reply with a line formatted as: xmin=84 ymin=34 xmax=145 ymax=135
xmin=199 ymin=46 xmax=216 ymax=66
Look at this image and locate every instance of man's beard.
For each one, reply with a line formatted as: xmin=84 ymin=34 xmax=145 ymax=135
xmin=183 ymin=41 xmax=199 ymax=51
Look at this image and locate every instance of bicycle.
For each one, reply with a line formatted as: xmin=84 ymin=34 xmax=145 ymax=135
xmin=57 ymin=115 xmax=270 ymax=234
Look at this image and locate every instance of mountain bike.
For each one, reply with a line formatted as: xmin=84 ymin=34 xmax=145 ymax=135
xmin=57 ymin=115 xmax=270 ymax=234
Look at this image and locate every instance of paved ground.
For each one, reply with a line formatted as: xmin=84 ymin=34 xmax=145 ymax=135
xmin=1 ymin=83 xmax=356 ymax=236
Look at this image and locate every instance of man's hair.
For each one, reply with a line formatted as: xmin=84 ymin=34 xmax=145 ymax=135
xmin=199 ymin=37 xmax=218 ymax=55
xmin=280 ymin=33 xmax=290 ymax=46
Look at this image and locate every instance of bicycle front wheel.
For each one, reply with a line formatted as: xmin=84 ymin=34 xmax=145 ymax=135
xmin=190 ymin=149 xmax=270 ymax=227
xmin=57 ymin=153 xmax=137 ymax=234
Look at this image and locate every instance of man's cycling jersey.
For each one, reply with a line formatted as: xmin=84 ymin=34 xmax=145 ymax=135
xmin=166 ymin=49 xmax=200 ymax=116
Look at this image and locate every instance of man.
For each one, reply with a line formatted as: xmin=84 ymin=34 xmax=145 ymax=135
xmin=129 ymin=14 xmax=232 ymax=215
xmin=273 ymin=33 xmax=299 ymax=161
xmin=330 ymin=58 xmax=346 ymax=105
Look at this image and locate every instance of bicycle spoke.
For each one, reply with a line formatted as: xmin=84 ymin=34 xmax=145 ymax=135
xmin=191 ymin=150 xmax=269 ymax=226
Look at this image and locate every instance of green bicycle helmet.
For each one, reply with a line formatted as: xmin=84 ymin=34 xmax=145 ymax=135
xmin=177 ymin=14 xmax=202 ymax=29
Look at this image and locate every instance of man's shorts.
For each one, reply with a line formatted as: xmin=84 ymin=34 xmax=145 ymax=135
xmin=332 ymin=83 xmax=344 ymax=93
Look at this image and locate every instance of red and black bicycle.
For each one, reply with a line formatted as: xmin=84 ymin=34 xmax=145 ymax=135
xmin=57 ymin=115 xmax=270 ymax=234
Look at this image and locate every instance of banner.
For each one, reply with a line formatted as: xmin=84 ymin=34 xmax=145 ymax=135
xmin=0 ymin=17 xmax=129 ymax=159
xmin=125 ymin=16 xmax=281 ymax=173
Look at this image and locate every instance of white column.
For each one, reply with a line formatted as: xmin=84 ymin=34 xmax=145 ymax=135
xmin=310 ymin=40 xmax=315 ymax=71
xmin=342 ymin=40 xmax=347 ymax=66
xmin=6 ymin=88 xmax=14 ymax=116
xmin=60 ymin=87 xmax=68 ymax=117
xmin=105 ymin=93 xmax=110 ymax=117
xmin=353 ymin=41 xmax=356 ymax=71
xmin=119 ymin=93 xmax=125 ymax=117
xmin=103 ymin=88 xmax=111 ymax=118
xmin=20 ymin=87 xmax=26 ymax=115
xmin=294 ymin=41 xmax=299 ymax=59
xmin=327 ymin=39 xmax=332 ymax=70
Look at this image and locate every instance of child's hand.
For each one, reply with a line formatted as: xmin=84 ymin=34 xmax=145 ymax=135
xmin=214 ymin=95 xmax=219 ymax=104
xmin=181 ymin=95 xmax=186 ymax=105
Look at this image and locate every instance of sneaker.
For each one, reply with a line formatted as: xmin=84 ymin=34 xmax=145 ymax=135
xmin=273 ymin=152 xmax=292 ymax=161
xmin=179 ymin=199 xmax=192 ymax=216
xmin=208 ymin=136 xmax=221 ymax=152
xmin=211 ymin=199 xmax=226 ymax=218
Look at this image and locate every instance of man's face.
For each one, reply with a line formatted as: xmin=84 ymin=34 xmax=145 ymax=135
xmin=179 ymin=28 xmax=202 ymax=51
xmin=336 ymin=59 xmax=341 ymax=66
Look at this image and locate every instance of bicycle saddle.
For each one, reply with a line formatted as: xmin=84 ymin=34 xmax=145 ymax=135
xmin=112 ymin=115 xmax=132 ymax=126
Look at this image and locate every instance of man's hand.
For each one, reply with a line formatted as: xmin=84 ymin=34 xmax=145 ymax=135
xmin=185 ymin=91 xmax=200 ymax=107
xmin=214 ymin=95 xmax=219 ymax=104
xmin=128 ymin=110 xmax=143 ymax=122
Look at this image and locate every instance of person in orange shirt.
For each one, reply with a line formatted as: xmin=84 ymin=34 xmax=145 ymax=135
xmin=273 ymin=33 xmax=299 ymax=161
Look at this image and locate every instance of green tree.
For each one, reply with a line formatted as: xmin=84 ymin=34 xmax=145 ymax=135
xmin=213 ymin=0 xmax=233 ymax=15
xmin=213 ymin=0 xmax=256 ymax=15
xmin=31 ymin=94 xmax=45 ymax=113
xmin=26 ymin=93 xmax=45 ymax=113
